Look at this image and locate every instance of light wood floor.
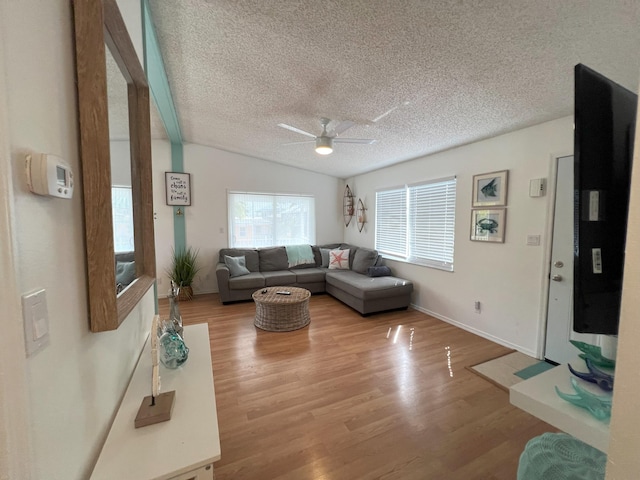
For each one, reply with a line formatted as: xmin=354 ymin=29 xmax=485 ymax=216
xmin=160 ymin=293 xmax=554 ymax=480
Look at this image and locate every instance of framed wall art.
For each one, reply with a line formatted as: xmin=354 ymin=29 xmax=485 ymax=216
xmin=165 ymin=172 xmax=191 ymax=206
xmin=472 ymin=170 xmax=508 ymax=207
xmin=470 ymin=208 xmax=506 ymax=243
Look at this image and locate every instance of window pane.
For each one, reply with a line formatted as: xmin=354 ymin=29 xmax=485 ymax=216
xmin=375 ymin=177 xmax=456 ymax=271
xmin=228 ymin=192 xmax=315 ymax=247
xmin=112 ymin=186 xmax=134 ymax=253
xmin=375 ymin=188 xmax=407 ymax=258
xmin=409 ymin=178 xmax=456 ymax=270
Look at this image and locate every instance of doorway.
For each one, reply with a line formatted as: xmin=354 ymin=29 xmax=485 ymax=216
xmin=544 ymin=155 xmax=599 ymax=364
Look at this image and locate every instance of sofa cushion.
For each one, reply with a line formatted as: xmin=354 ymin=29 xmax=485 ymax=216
xmin=292 ymin=267 xmax=326 ymax=284
xmin=340 ymin=243 xmax=359 ymax=269
xmin=224 ymin=255 xmax=250 ymax=277
xmin=115 ymin=261 xmax=136 ymax=285
xmin=351 ymin=247 xmax=378 ymax=274
xmin=219 ymin=248 xmax=259 ymax=272
xmin=262 ymin=270 xmax=296 ymax=286
xmin=325 ymin=270 xmax=413 ymax=300
xmin=320 ymin=248 xmax=331 ymax=268
xmin=328 ymin=248 xmax=350 ymax=270
xmin=259 ymin=247 xmax=289 ymax=271
xmin=228 ymin=272 xmax=265 ymax=290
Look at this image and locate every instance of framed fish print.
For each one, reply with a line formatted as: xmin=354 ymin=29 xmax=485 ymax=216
xmin=470 ymin=208 xmax=506 ymax=243
xmin=472 ymin=170 xmax=508 ymax=207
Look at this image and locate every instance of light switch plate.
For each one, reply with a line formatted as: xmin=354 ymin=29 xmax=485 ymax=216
xmin=527 ymin=235 xmax=541 ymax=246
xmin=22 ymin=289 xmax=50 ymax=356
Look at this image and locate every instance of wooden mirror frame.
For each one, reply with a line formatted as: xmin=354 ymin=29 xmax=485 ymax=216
xmin=73 ymin=0 xmax=156 ymax=332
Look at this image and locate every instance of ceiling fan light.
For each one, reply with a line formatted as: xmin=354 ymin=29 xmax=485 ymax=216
xmin=315 ymin=136 xmax=333 ymax=155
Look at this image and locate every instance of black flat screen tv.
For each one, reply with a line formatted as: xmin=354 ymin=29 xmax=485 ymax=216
xmin=573 ymin=64 xmax=637 ymax=334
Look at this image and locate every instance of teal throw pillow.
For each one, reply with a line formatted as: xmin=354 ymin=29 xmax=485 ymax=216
xmin=224 ymin=255 xmax=250 ymax=277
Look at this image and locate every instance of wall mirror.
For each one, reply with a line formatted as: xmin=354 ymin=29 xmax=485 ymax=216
xmin=73 ymin=0 xmax=156 ymax=332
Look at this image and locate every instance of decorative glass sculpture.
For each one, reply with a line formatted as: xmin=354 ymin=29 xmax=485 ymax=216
xmin=568 ymin=358 xmax=614 ymax=392
xmin=570 ymin=340 xmax=616 ymax=369
xmin=555 ymin=377 xmax=612 ymax=421
xmin=167 ymin=281 xmax=184 ymax=338
xmin=159 ymin=328 xmax=189 ymax=369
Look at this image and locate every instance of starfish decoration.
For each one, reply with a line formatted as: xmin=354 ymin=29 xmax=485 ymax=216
xmin=568 ymin=358 xmax=614 ymax=392
xmin=330 ymin=250 xmax=349 ymax=269
xmin=555 ymin=376 xmax=612 ymax=421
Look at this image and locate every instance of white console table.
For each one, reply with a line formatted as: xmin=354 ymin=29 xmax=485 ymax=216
xmin=510 ymin=362 xmax=610 ymax=453
xmin=91 ymin=323 xmax=221 ymax=480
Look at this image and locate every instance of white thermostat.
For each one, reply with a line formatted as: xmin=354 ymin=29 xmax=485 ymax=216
xmin=25 ymin=153 xmax=74 ymax=199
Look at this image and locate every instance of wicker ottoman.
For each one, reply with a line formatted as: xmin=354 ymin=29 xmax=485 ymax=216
xmin=252 ymin=286 xmax=311 ymax=332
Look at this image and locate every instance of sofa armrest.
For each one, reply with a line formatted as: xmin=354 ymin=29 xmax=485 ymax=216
xmin=216 ymin=262 xmax=232 ymax=303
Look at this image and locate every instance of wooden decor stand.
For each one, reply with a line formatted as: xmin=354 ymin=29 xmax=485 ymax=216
xmin=134 ymin=391 xmax=176 ymax=428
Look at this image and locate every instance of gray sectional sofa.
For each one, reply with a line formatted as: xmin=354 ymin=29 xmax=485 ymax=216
xmin=215 ymin=243 xmax=413 ymax=315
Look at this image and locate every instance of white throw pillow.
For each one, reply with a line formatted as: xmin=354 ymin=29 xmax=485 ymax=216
xmin=328 ymin=249 xmax=350 ymax=270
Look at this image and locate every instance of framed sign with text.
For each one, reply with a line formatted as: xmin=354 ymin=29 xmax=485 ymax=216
xmin=165 ymin=172 xmax=191 ymax=206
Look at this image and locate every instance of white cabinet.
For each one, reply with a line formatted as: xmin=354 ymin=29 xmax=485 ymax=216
xmin=91 ymin=323 xmax=221 ymax=480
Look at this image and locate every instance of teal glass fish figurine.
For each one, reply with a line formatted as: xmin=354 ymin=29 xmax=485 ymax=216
xmin=568 ymin=358 xmax=614 ymax=392
xmin=555 ymin=377 xmax=612 ymax=421
xmin=569 ymin=340 xmax=616 ymax=369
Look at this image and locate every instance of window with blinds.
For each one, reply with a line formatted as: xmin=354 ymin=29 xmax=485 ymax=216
xmin=228 ymin=192 xmax=316 ymax=248
xmin=375 ymin=177 xmax=456 ymax=271
xmin=112 ymin=186 xmax=134 ymax=253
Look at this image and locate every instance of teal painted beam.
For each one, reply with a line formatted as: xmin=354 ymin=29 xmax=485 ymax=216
xmin=142 ymin=0 xmax=187 ymax=252
xmin=142 ymin=0 xmax=183 ymax=143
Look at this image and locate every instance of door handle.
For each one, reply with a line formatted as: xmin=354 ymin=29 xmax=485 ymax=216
xmin=552 ymin=274 xmax=563 ymax=282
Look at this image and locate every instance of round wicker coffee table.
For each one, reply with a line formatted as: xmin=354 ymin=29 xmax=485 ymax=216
xmin=252 ymin=286 xmax=311 ymax=332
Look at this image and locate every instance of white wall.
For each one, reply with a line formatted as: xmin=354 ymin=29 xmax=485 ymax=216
xmin=606 ymin=89 xmax=640 ymax=477
xmin=2 ymin=1 xmax=155 ymax=479
xmin=345 ymin=117 xmax=573 ymax=355
xmin=152 ymin=143 xmax=344 ymax=295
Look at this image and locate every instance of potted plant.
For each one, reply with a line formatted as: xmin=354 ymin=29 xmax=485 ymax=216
xmin=166 ymin=246 xmax=201 ymax=301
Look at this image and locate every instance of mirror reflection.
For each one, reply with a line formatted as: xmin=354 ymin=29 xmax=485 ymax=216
xmin=105 ymin=44 xmax=136 ymax=295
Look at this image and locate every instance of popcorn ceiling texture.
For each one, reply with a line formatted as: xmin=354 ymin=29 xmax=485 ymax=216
xmin=145 ymin=0 xmax=640 ymax=178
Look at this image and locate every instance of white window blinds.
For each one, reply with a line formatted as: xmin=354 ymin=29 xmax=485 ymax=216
xmin=375 ymin=188 xmax=407 ymax=258
xmin=228 ymin=192 xmax=315 ymax=248
xmin=111 ymin=186 xmax=134 ymax=253
xmin=375 ymin=177 xmax=456 ymax=271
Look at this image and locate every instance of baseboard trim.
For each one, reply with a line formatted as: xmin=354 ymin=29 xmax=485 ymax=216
xmin=410 ymin=303 xmax=537 ymax=357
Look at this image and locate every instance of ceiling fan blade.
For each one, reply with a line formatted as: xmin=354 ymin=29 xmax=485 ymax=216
xmin=277 ymin=123 xmax=316 ymax=138
xmin=332 ymin=120 xmax=355 ymax=136
xmin=371 ymin=101 xmax=410 ymax=123
xmin=333 ymin=138 xmax=376 ymax=145
xmin=371 ymin=106 xmax=399 ymax=123
xmin=283 ymin=140 xmax=316 ymax=146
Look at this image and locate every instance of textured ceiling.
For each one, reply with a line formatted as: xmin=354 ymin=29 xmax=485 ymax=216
xmin=146 ymin=0 xmax=640 ymax=179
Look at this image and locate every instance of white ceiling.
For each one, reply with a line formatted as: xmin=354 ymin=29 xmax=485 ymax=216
xmin=146 ymin=0 xmax=640 ymax=179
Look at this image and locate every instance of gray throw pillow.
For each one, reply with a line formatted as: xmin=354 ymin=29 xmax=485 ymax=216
xmin=367 ymin=265 xmax=392 ymax=277
xmin=115 ymin=261 xmax=136 ymax=285
xmin=352 ymin=247 xmax=378 ymax=274
xmin=320 ymin=248 xmax=331 ymax=268
xmin=224 ymin=255 xmax=250 ymax=277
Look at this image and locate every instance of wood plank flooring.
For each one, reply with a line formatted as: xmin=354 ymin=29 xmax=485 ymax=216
xmin=160 ymin=293 xmax=555 ymax=480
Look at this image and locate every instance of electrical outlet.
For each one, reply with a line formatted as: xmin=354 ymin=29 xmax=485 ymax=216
xmin=474 ymin=301 xmax=481 ymax=313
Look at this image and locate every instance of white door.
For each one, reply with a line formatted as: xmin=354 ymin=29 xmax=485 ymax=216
xmin=544 ymin=155 xmax=598 ymax=364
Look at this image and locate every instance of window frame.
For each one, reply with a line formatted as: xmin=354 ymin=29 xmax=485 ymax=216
xmin=227 ymin=191 xmax=316 ymax=248
xmin=375 ymin=176 xmax=456 ymax=272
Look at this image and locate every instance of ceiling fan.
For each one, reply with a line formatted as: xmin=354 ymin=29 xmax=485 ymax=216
xmin=277 ymin=118 xmax=376 ymax=155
